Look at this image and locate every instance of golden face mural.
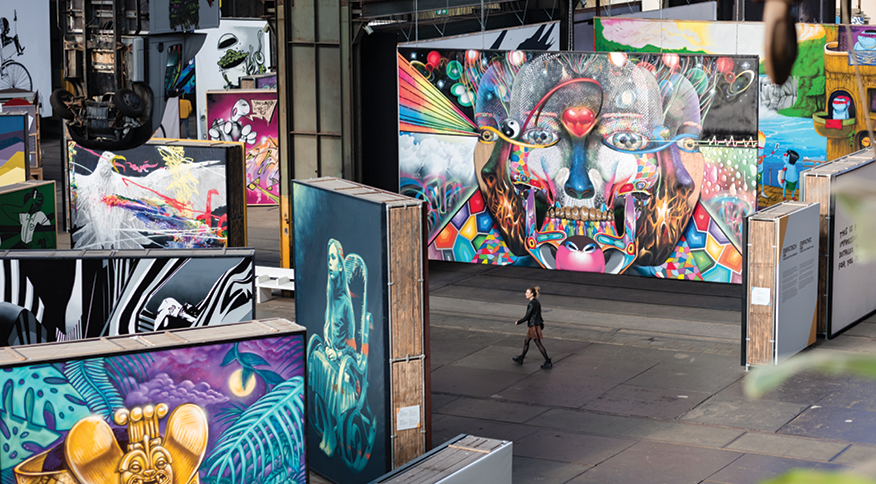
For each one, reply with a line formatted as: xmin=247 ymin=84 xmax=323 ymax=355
xmin=14 ymin=403 xmax=208 ymax=484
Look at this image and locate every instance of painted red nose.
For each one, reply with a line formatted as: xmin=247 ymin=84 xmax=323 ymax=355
xmin=561 ymin=106 xmax=597 ymax=139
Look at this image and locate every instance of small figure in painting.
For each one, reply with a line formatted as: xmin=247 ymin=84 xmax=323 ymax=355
xmin=0 ymin=188 xmax=54 ymax=249
xmin=832 ymin=96 xmax=851 ymax=120
xmin=0 ymin=16 xmax=24 ymax=56
xmin=154 ymin=297 xmax=199 ymax=330
xmin=512 ymin=286 xmax=552 ymax=369
xmin=781 ymin=150 xmax=800 ymax=201
xmin=307 ymin=238 xmax=376 ymax=472
xmin=853 ymin=29 xmax=876 ymax=52
xmin=208 ymin=98 xmax=258 ymax=145
xmin=323 ymin=239 xmax=355 ymax=363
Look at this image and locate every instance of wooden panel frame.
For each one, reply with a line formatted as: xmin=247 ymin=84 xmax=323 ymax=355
xmin=746 ymin=218 xmax=777 ymax=366
xmin=388 ymin=203 xmax=428 ymax=467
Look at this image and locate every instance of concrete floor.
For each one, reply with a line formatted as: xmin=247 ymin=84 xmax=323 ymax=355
xmin=41 ymin=135 xmax=876 ymax=484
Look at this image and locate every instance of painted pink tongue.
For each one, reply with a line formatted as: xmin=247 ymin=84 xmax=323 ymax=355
xmin=561 ymin=106 xmax=597 ymax=138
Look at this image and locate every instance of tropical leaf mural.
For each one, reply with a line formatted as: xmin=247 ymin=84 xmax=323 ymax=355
xmin=1 ymin=334 xmax=307 ymax=484
xmin=0 ymin=365 xmax=91 ymax=483
xmin=104 ymin=352 xmax=154 ymax=393
xmin=204 ymin=377 xmax=306 ymax=484
xmin=0 ymin=365 xmax=91 ymax=431
xmin=62 ymin=358 xmax=125 ymax=421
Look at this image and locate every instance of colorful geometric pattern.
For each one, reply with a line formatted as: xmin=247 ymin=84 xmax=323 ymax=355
xmin=431 ymin=191 xmax=516 ymax=265
xmin=653 ymin=203 xmax=743 ymax=282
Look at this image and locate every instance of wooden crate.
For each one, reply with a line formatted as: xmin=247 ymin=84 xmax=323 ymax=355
xmin=373 ymin=435 xmax=512 ymax=484
xmin=801 ymin=149 xmax=876 ymax=337
xmin=743 ymin=202 xmax=820 ymax=367
xmin=293 ymin=177 xmax=429 ymax=483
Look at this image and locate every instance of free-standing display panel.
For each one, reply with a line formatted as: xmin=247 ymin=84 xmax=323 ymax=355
xmin=1 ymin=97 xmax=40 ymax=169
xmin=802 ymin=150 xmax=876 ymax=336
xmin=0 ymin=319 xmax=307 ymax=484
xmin=0 ymin=248 xmax=255 ymax=347
xmin=67 ymin=138 xmax=247 ymax=249
xmin=743 ymin=201 xmax=820 ymax=367
xmin=293 ymin=177 xmax=429 ymax=483
xmin=398 ymin=48 xmax=758 ymax=283
xmin=0 ymin=180 xmax=56 ymax=249
xmin=0 ymin=113 xmax=28 ymax=185
xmin=206 ymin=89 xmax=280 ymax=205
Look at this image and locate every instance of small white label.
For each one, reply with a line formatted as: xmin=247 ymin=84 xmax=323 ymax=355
xmin=396 ymin=405 xmax=421 ymax=431
xmin=751 ymin=287 xmax=771 ymax=306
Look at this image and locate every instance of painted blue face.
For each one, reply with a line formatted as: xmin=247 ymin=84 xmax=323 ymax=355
xmin=857 ymin=34 xmax=876 ymax=50
xmin=783 ymin=153 xmax=789 ymax=163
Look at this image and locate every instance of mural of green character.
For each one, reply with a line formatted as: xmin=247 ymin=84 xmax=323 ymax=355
xmin=216 ymin=30 xmax=267 ymax=89
xmin=0 ymin=185 xmax=55 ymax=249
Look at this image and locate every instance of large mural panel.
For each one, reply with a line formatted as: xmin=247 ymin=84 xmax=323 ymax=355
xmin=0 ymin=327 xmax=306 ymax=484
xmin=68 ymin=139 xmax=246 ymax=250
xmin=0 ymin=180 xmax=56 ymax=249
xmin=399 ymin=49 xmax=757 ymax=283
xmin=0 ymin=249 xmax=254 ymax=346
xmin=195 ymin=20 xmax=270 ymax=139
xmin=0 ymin=113 xmax=27 ymax=185
xmin=206 ymin=89 xmax=279 ymax=205
xmin=594 ymin=18 xmax=832 ymax=207
xmin=293 ymin=181 xmax=388 ymax=483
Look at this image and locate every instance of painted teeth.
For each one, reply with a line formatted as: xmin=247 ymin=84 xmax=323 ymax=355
xmin=547 ymin=207 xmax=612 ymax=221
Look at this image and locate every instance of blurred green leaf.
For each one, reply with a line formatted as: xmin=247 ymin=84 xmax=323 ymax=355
xmin=760 ymin=469 xmax=876 ymax=484
xmin=744 ymin=352 xmax=876 ymax=399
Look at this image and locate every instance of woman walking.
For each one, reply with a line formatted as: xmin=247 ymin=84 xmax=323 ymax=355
xmin=512 ymin=286 xmax=552 ymax=369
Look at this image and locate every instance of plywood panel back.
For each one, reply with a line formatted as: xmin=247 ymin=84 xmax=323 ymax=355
xmin=391 ymin=360 xmax=426 ymax=468
xmin=390 ymin=205 xmax=424 ymax=359
xmin=747 ymin=218 xmax=777 ymax=366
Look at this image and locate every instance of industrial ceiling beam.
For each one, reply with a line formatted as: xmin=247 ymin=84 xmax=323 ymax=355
xmin=361 ymin=0 xmax=517 ymax=18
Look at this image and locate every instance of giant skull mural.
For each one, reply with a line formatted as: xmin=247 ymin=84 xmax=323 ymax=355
xmin=399 ymin=50 xmax=757 ymax=283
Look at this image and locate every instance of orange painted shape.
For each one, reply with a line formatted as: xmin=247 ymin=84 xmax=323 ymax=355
xmin=434 ymin=223 xmax=458 ymax=250
xmin=718 ymin=245 xmax=743 ymax=274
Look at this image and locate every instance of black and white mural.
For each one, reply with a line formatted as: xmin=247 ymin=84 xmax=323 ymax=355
xmin=0 ymin=249 xmax=255 ymax=347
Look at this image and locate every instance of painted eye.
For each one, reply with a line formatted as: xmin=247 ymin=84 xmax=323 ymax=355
xmin=155 ymin=457 xmax=167 ymax=469
xmin=501 ymin=119 xmax=521 ymax=138
xmin=604 ymin=132 xmax=649 ymax=151
xmin=131 ymin=463 xmax=142 ymax=473
xmin=564 ymin=240 xmax=579 ymax=251
xmin=677 ymin=137 xmax=699 ymax=153
xmin=479 ymin=129 xmax=497 ymax=142
xmin=583 ymin=243 xmax=598 ymax=253
xmin=522 ymin=129 xmax=558 ymax=145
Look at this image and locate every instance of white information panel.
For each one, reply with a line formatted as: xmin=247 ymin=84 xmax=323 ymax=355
xmin=830 ymin=161 xmax=876 ymax=334
xmin=776 ymin=203 xmax=820 ymax=362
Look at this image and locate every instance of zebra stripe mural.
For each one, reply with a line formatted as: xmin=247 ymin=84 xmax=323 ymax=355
xmin=0 ymin=249 xmax=255 ymax=347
